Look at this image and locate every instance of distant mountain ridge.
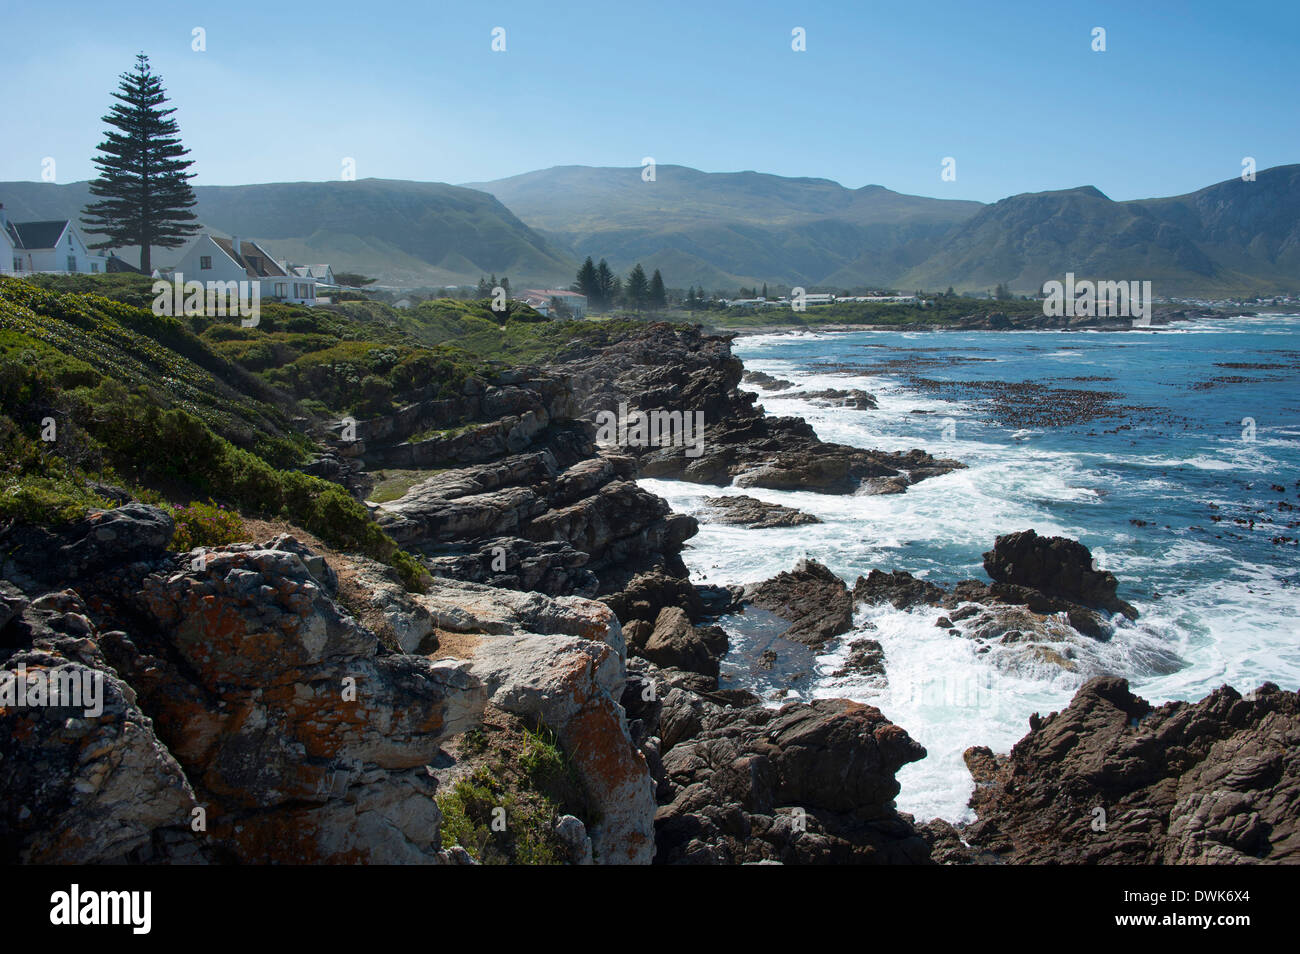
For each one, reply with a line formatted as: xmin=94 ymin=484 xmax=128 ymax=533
xmin=464 ymin=164 xmax=984 ymax=290
xmin=898 ymin=166 xmax=1300 ymax=295
xmin=3 ymin=164 xmax=1296 ymax=295
xmin=468 ymin=163 xmax=1300 ymax=296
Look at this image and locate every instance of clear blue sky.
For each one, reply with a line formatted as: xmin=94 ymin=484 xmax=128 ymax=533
xmin=2 ymin=0 xmax=1296 ymax=202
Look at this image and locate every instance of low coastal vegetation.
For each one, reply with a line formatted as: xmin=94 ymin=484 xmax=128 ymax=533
xmin=0 ymin=273 xmax=688 ymax=589
xmin=436 ymin=718 xmax=594 ymax=865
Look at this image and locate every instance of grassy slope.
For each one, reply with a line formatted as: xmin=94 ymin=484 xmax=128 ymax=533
xmin=0 ymin=274 xmax=674 ymax=586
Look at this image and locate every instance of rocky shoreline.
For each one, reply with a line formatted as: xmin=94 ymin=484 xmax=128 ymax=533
xmin=715 ymin=304 xmax=1255 ymax=336
xmin=3 ymin=320 xmax=1294 ymax=865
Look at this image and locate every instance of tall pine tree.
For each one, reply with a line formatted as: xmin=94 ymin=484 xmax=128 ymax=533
xmin=648 ymin=268 xmax=667 ymax=310
xmin=625 ymin=264 xmax=649 ymax=311
xmin=574 ymin=257 xmax=599 ymax=303
xmin=595 ymin=259 xmax=618 ymax=310
xmin=81 ymin=54 xmax=200 ymax=273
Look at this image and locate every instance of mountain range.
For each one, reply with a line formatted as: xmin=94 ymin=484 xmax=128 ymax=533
xmin=3 ymin=164 xmax=1297 ymax=295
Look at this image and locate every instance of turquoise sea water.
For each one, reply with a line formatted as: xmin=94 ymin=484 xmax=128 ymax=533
xmin=640 ymin=314 xmax=1300 ymax=821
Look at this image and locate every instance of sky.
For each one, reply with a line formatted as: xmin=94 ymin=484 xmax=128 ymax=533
xmin=1 ymin=0 xmax=1297 ymax=203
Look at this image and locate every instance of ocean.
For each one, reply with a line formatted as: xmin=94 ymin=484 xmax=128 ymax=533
xmin=639 ymin=315 xmax=1300 ymax=822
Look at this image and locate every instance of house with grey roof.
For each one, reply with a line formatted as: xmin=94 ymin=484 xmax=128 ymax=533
xmin=0 ymin=204 xmax=108 ymax=275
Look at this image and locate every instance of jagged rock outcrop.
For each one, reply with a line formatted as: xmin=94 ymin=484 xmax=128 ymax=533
xmin=557 ymin=323 xmax=961 ymax=494
xmin=982 ymin=529 xmax=1138 ymax=620
xmin=960 ymin=677 xmax=1300 ymax=864
xmin=849 ymin=534 xmax=1142 ymax=673
xmin=114 ymin=545 xmax=485 ymax=863
xmin=742 ymin=559 xmax=854 ymax=647
xmin=624 ymin=657 xmax=931 ymax=864
xmin=635 ymin=607 xmax=729 ymax=683
xmin=0 ymin=591 xmax=196 ymax=863
xmin=376 ymin=440 xmax=697 ymax=596
xmin=0 ymin=504 xmax=659 ymax=865
xmin=789 ymin=388 xmax=879 ymax=410
xmin=742 ymin=370 xmax=795 ymax=391
xmin=853 ymin=568 xmax=946 ymax=609
xmin=417 ymin=577 xmax=655 ymax=864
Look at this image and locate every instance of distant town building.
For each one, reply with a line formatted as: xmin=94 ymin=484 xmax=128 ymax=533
xmin=519 ymin=288 xmax=587 ymax=319
xmin=0 ymin=204 xmax=109 ymax=275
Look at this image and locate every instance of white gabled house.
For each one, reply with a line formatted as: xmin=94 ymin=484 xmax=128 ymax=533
xmin=0 ymin=204 xmax=109 ymax=275
xmin=167 ymin=233 xmax=317 ymax=304
xmin=0 ymin=209 xmax=15 ymax=276
xmin=283 ymin=262 xmax=336 ymax=287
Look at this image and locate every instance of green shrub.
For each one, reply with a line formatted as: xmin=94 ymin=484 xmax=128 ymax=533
xmin=436 ymin=767 xmax=561 ymax=865
xmin=168 ymin=499 xmax=246 ymax=550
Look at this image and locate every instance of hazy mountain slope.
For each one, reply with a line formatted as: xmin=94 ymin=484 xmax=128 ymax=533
xmin=901 ymin=165 xmax=1300 ymax=296
xmin=465 ymin=165 xmax=984 ymax=288
xmin=0 ymin=179 xmax=577 ymax=287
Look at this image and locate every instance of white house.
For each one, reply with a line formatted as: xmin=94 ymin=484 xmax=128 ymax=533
xmin=166 ymin=233 xmax=317 ymax=304
xmin=0 ymin=209 xmax=15 ymax=276
xmin=0 ymin=204 xmax=108 ymax=275
xmin=283 ymin=262 xmax=336 ymax=286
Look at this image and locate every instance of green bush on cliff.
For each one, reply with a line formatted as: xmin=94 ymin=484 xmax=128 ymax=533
xmin=436 ymin=719 xmax=594 ymax=865
xmin=0 ymin=326 xmax=425 ymax=589
xmin=437 ymin=766 xmax=561 ymax=866
xmin=168 ymin=499 xmax=246 ymax=551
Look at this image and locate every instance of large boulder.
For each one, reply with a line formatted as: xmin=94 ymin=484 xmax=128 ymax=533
xmin=418 ymin=576 xmax=657 ymax=864
xmin=653 ymin=692 xmax=931 ymax=864
xmin=640 ymin=606 xmax=728 ymax=681
xmin=982 ymin=529 xmax=1137 ymax=618
xmin=114 ymin=545 xmax=486 ymax=863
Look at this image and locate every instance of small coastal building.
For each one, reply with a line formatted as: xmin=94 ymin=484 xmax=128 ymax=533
xmin=166 ymin=233 xmax=317 ymax=304
xmin=519 ymin=288 xmax=587 ymax=319
xmin=0 ymin=205 xmax=108 ymax=275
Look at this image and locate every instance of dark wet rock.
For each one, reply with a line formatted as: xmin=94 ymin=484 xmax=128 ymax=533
xmin=790 ymin=388 xmax=878 ymax=410
xmin=640 ymin=607 xmax=728 ymax=682
xmin=854 ymin=569 xmax=946 ymax=609
xmin=742 ymin=370 xmax=795 ymax=390
xmin=0 ymin=580 xmax=28 ymax=636
xmin=601 ymin=569 xmax=707 ymax=626
xmin=961 ymin=677 xmax=1300 ymax=864
xmin=702 ymin=495 xmax=821 ymax=528
xmin=982 ymin=529 xmax=1138 ymax=619
xmin=649 ymin=683 xmax=931 ymax=864
xmin=743 ymin=559 xmax=854 ymax=647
